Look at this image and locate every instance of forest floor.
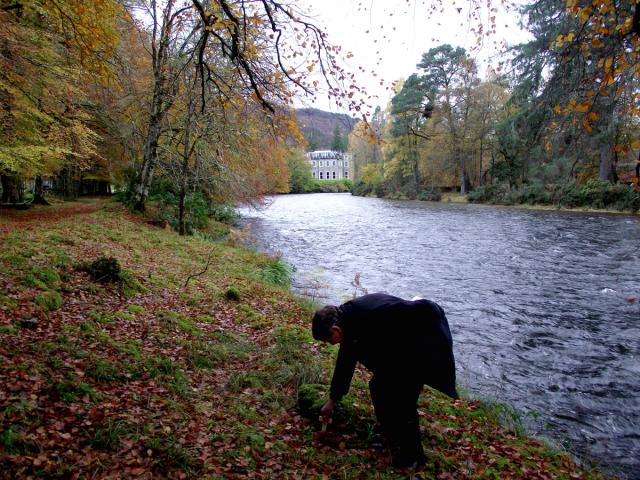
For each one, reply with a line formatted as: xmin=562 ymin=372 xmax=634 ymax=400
xmin=0 ymin=199 xmax=612 ymax=479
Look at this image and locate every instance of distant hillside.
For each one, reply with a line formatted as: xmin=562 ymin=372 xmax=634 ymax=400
xmin=295 ymin=108 xmax=358 ymax=151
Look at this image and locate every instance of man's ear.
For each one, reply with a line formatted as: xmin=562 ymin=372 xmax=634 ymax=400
xmin=330 ymin=325 xmax=343 ymax=342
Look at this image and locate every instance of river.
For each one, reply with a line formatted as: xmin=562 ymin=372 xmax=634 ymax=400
xmin=239 ymin=193 xmax=640 ymax=479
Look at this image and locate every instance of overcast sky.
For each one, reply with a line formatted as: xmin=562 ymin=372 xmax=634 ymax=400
xmin=295 ymin=0 xmax=531 ymax=115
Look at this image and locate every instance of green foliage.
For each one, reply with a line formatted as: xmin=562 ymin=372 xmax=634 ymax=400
xmin=226 ymin=371 xmax=265 ymax=392
xmin=224 ymin=286 xmax=241 ymax=301
xmin=1 ymin=427 xmax=37 ymax=454
xmin=54 ymin=380 xmax=98 ymax=403
xmin=331 ymin=125 xmax=348 ymax=152
xmin=296 ymin=384 xmax=365 ymax=429
xmin=295 ymin=178 xmax=353 ymax=193
xmin=150 ymin=188 xmax=237 ymax=234
xmin=469 ymin=180 xmax=640 ymax=211
xmin=118 ymin=269 xmax=146 ymax=297
xmin=264 ymin=326 xmax=322 ymax=390
xmin=184 ymin=340 xmax=228 ymax=369
xmin=34 ymin=290 xmax=62 ymax=311
xmin=237 ymin=304 xmax=271 ymax=330
xmin=296 ymin=383 xmax=329 ymax=419
xmin=85 ymin=357 xmax=119 ymax=382
xmin=257 ymin=258 xmax=293 ymax=288
xmin=208 ymin=203 xmax=239 ymax=224
xmin=0 ymin=325 xmax=18 ymax=335
xmin=86 ymin=257 xmax=121 ymax=282
xmin=23 ymin=266 xmax=60 ymax=290
xmin=287 ymin=150 xmax=315 ymax=193
xmin=158 ymin=310 xmax=201 ymax=336
xmin=144 ymin=434 xmax=199 ymax=472
xmin=417 ymin=186 xmax=442 ymax=201
xmin=115 ymin=311 xmax=135 ymax=321
xmin=92 ymin=420 xmax=137 ymax=451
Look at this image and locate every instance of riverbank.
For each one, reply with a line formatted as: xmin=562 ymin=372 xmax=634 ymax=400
xmin=357 ymin=191 xmax=640 ymax=216
xmin=0 ymin=199 xmax=610 ymax=479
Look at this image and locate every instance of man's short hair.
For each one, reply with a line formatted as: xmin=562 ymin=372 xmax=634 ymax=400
xmin=311 ymin=305 xmax=340 ymax=340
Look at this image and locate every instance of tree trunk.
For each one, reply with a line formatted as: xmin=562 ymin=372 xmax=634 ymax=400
xmin=458 ymin=147 xmax=471 ymax=194
xmin=57 ymin=165 xmax=80 ymax=200
xmin=133 ymin=110 xmax=163 ymax=212
xmin=411 ymin=136 xmax=420 ymax=196
xmin=178 ymin=93 xmax=195 ymax=236
xmin=479 ymin=138 xmax=484 ymax=186
xmin=178 ymin=188 xmax=186 ymax=235
xmin=33 ymin=176 xmax=49 ymax=204
xmin=599 ymin=143 xmax=613 ymax=183
xmin=131 ymin=5 xmax=176 ymax=212
xmin=1 ymin=174 xmax=22 ymax=203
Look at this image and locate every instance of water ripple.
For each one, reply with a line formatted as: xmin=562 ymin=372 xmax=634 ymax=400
xmin=240 ymin=193 xmax=640 ymax=479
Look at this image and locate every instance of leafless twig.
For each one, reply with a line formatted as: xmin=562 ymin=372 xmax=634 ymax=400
xmin=184 ymin=250 xmax=215 ymax=288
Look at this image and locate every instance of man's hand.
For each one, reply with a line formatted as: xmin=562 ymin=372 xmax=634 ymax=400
xmin=319 ymin=399 xmax=336 ymax=424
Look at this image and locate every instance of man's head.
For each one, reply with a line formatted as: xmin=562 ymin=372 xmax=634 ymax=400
xmin=311 ymin=305 xmax=344 ymax=344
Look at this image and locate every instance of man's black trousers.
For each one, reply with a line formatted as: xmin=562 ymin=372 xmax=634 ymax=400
xmin=369 ymin=374 xmax=426 ymax=468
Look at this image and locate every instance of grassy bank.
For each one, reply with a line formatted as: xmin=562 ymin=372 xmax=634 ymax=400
xmin=0 ymin=199 xmax=609 ymax=479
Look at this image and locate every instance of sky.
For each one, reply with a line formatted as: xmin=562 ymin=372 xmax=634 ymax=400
xmin=294 ymin=0 xmax=532 ymax=115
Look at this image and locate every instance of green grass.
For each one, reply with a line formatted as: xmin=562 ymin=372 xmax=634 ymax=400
xmin=34 ymin=290 xmax=62 ymax=311
xmin=54 ymin=380 xmax=100 ymax=403
xmin=0 ymin=199 xmax=608 ymax=480
xmin=92 ymin=420 xmax=138 ymax=451
xmin=158 ymin=310 xmax=201 ymax=336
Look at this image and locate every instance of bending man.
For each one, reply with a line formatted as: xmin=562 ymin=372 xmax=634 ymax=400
xmin=311 ymin=292 xmax=458 ymax=469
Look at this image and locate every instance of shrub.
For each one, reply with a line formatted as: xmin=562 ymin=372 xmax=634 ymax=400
xmin=551 ymin=180 xmax=640 ymax=211
xmin=417 ymin=186 xmax=442 ymax=201
xmin=208 ymin=203 xmax=239 ymax=224
xmin=351 ymin=180 xmax=373 ymax=197
xmin=468 ymin=184 xmax=500 ymax=203
xmin=512 ymin=183 xmax=550 ymax=205
xmin=151 ymin=188 xmax=239 ymax=234
xmin=87 ymin=257 xmax=121 ymax=282
xmin=296 ymin=384 xmax=362 ymax=428
xmin=224 ymin=286 xmax=241 ymax=301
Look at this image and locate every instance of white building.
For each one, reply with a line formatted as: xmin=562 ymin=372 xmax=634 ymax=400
xmin=306 ymin=150 xmax=352 ymax=180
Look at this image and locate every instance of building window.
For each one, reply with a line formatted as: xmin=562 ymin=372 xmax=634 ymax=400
xmin=312 ymin=171 xmax=316 ymax=178
xmin=345 ymin=170 xmax=348 ymax=177
xmin=312 ymin=161 xmax=316 ymax=167
xmin=333 ymin=172 xmax=336 ymax=179
xmin=333 ymin=160 xmax=336 ymax=166
xmin=320 ymin=172 xmax=323 ymax=179
xmin=319 ymin=161 xmax=323 ymax=167
xmin=344 ymin=161 xmax=349 ymax=167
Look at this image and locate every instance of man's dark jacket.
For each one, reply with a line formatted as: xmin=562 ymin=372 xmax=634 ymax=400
xmin=329 ymin=293 xmax=458 ymax=400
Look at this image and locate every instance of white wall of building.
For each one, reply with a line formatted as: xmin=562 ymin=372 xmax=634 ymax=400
xmin=306 ymin=150 xmax=352 ymax=180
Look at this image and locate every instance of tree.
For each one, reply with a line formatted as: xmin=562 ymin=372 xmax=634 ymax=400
xmin=287 ymin=149 xmax=313 ymax=193
xmin=500 ymin=0 xmax=638 ymax=186
xmin=388 ymin=74 xmax=433 ymax=195
xmin=0 ymin=1 xmax=122 ymax=203
xmin=349 ymin=106 xmax=385 ymax=182
xmin=331 ymin=125 xmax=347 ymax=152
xmin=129 ymin=0 xmax=366 ymax=211
xmin=417 ymin=45 xmax=479 ymax=193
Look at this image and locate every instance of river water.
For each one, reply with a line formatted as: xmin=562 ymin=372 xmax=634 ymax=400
xmin=239 ymin=193 xmax=640 ymax=479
